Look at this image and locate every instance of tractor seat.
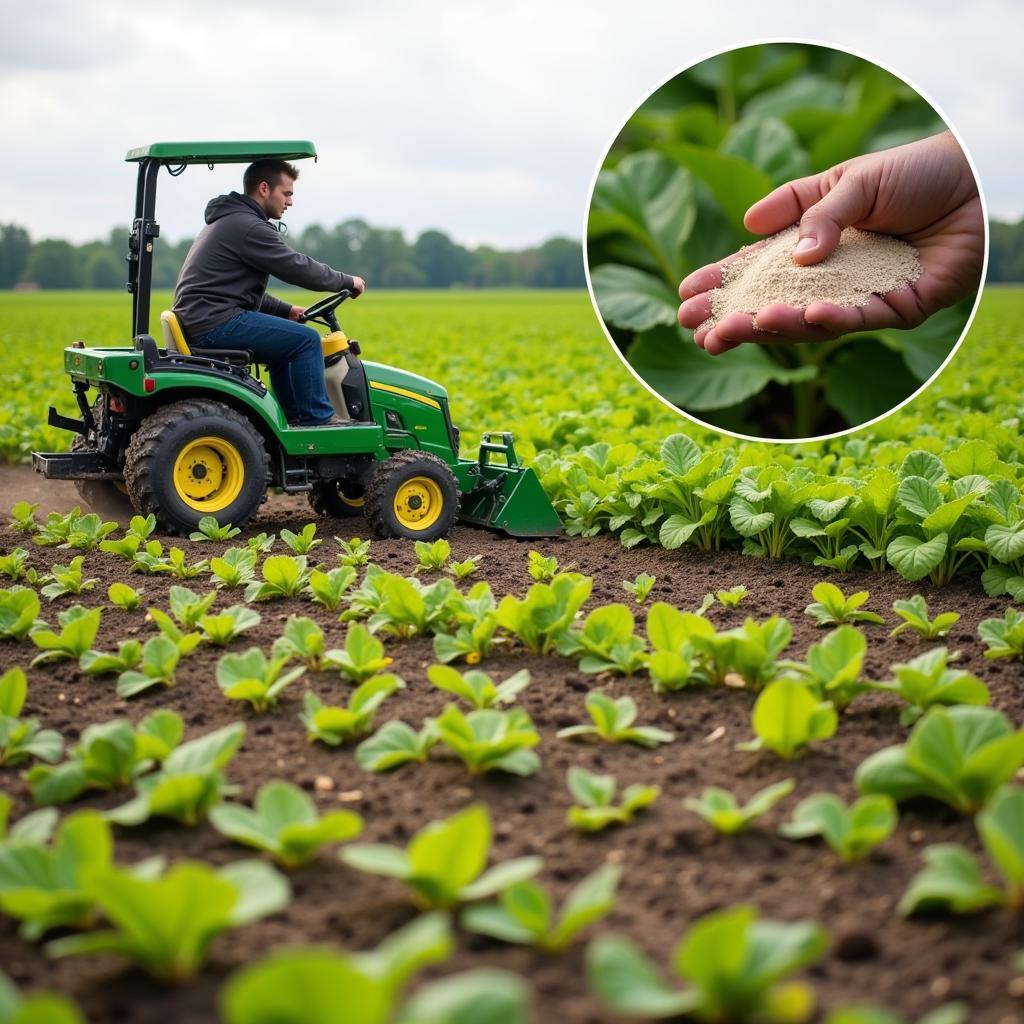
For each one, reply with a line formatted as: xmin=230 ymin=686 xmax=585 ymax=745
xmin=159 ymin=310 xmax=254 ymax=366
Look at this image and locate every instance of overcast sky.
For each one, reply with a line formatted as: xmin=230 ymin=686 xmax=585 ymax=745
xmin=2 ymin=0 xmax=1021 ymax=249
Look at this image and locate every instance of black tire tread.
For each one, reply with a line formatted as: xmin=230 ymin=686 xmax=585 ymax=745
xmin=364 ymin=448 xmax=460 ymax=540
xmin=307 ymin=479 xmax=365 ymax=518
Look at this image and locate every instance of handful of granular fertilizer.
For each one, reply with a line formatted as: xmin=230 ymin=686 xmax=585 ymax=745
xmin=701 ymin=225 xmax=921 ymax=331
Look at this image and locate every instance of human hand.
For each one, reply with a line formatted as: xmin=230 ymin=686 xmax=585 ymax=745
xmin=677 ymin=131 xmax=984 ymax=355
xmin=351 ymin=276 xmax=366 ymax=296
xmin=288 ymin=305 xmax=305 ymax=322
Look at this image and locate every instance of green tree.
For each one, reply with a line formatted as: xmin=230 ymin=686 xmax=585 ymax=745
xmin=413 ymin=229 xmax=471 ymax=287
xmin=0 ymin=224 xmax=30 ymax=288
xmin=23 ymin=240 xmax=82 ymax=288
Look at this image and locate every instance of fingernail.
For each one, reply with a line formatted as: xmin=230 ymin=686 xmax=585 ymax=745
xmin=794 ymin=236 xmax=816 ymax=257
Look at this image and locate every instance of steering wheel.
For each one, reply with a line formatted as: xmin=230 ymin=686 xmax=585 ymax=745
xmin=298 ymin=289 xmax=352 ymax=329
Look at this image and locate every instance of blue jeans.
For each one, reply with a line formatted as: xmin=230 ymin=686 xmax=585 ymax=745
xmin=192 ymin=311 xmax=334 ymax=425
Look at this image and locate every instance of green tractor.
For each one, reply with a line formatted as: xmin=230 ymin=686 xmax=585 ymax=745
xmin=32 ymin=141 xmax=561 ymax=541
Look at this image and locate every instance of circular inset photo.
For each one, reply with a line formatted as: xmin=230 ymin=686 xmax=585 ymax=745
xmin=585 ymin=41 xmax=986 ymax=441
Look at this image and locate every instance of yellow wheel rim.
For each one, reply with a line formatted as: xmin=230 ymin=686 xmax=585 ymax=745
xmin=172 ymin=436 xmax=245 ymax=513
xmin=338 ymin=486 xmax=365 ymax=509
xmin=394 ymin=476 xmax=443 ymax=530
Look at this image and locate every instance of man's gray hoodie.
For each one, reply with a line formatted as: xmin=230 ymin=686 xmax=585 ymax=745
xmin=172 ymin=192 xmax=356 ymax=338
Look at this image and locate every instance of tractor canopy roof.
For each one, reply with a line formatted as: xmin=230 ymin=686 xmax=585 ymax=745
xmin=125 ymin=141 xmax=317 ymax=164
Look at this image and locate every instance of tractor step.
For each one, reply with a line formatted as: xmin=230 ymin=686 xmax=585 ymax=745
xmin=33 ymin=451 xmax=122 ymax=480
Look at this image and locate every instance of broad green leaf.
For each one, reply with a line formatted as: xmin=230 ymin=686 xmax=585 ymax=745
xmin=591 ymin=264 xmax=679 ymax=331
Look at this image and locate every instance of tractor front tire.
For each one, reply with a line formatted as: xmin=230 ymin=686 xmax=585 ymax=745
xmin=308 ymin=478 xmax=366 ymax=519
xmin=123 ymin=400 xmax=269 ymax=536
xmin=364 ymin=449 xmax=460 ymax=540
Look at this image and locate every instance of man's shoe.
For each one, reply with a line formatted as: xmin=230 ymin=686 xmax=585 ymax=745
xmin=310 ymin=415 xmax=351 ymax=427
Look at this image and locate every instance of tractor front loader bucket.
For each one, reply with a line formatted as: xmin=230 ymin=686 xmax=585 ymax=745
xmin=457 ymin=433 xmax=562 ymax=537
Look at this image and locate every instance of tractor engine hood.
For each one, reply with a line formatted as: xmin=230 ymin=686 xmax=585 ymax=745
xmin=362 ymin=361 xmax=449 ymax=403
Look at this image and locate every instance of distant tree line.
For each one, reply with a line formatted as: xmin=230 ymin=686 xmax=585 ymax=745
xmin=0 ymin=220 xmax=584 ymax=290
xmin=989 ymin=219 xmax=1024 ymax=283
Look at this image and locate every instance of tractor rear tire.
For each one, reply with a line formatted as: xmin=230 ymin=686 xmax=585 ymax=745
xmin=71 ymin=432 xmax=135 ymax=521
xmin=123 ymin=399 xmax=269 ymax=536
xmin=308 ymin=478 xmax=366 ymax=519
xmin=364 ymin=449 xmax=460 ymax=540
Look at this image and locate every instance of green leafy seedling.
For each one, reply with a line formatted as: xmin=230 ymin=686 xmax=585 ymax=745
xmin=79 ymin=639 xmax=143 ymax=676
xmin=0 ymin=795 xmax=59 ymax=847
xmin=146 ymin=606 xmax=202 ymax=654
xmin=30 ymin=605 xmax=101 ymax=666
xmin=785 ymin=624 xmax=876 ymax=712
xmin=0 ymin=969 xmax=84 ymax=1023
xmin=877 ymin=647 xmax=989 ymax=726
xmin=336 ymin=536 xmax=371 ymax=567
xmin=856 ymin=705 xmax=1024 ymax=814
xmin=432 ymin=581 xmax=501 ymax=665
xmin=46 ymin=859 xmax=289 ymax=982
xmin=189 ymin=515 xmax=241 ymax=541
xmin=558 ymin=692 xmax=674 ymax=748
xmin=244 ymin=555 xmax=312 ymax=601
xmin=64 ymin=514 xmax=119 ymax=551
xmin=246 ymin=532 xmax=276 ymax=555
xmin=281 ymin=523 xmax=322 ymax=555
xmin=684 ymin=779 xmax=795 ymax=835
xmin=805 ymin=582 xmax=884 ymax=627
xmin=0 ymin=587 xmax=41 ymax=641
xmin=198 ymin=605 xmax=262 ymax=646
xmin=427 ymin=664 xmax=531 ymax=709
xmin=368 ymin=574 xmax=457 ymax=639
xmin=340 ymin=803 xmax=542 ymax=909
xmin=623 ymin=572 xmax=656 ymax=604
xmin=462 ymin=863 xmax=621 ymax=953
xmin=496 ymin=573 xmax=592 ymax=654
xmin=824 ymin=1004 xmax=968 ymax=1024
xmin=325 ymin=622 xmax=393 ymax=683
xmin=557 ymin=603 xmax=648 ymax=675
xmin=434 ymin=704 xmax=540 ymax=776
xmin=127 ymin=514 xmax=156 ymax=541
xmin=356 ymin=720 xmax=439 ymax=773
xmin=307 ymin=566 xmax=356 ymax=611
xmin=210 ymin=780 xmax=363 ymax=868
xmin=218 ymin=648 xmax=306 ymax=712
xmin=446 ymin=555 xmax=481 ymax=580
xmin=117 ymin=635 xmax=185 ymax=698
xmin=587 ymin=903 xmax=827 ymax=1022
xmin=301 ymin=676 xmax=403 ymax=744
xmin=33 ymin=508 xmax=82 ymax=547
xmin=737 ymin=678 xmax=838 ymax=760
xmin=165 ymin=585 xmax=219 ymax=629
xmin=272 ymin=616 xmax=330 ymax=671
xmin=40 ymin=556 xmax=99 ymax=601
xmin=160 ymin=546 xmax=210 ymax=579
xmin=9 ymin=501 xmax=39 ymax=534
xmin=0 ymin=666 xmax=63 ymax=767
xmin=890 ymin=595 xmax=960 ymax=639
xmin=566 ymin=766 xmax=660 ymax=832
xmin=209 ymin=547 xmax=259 ymax=589
xmin=0 ymin=548 xmax=39 ymax=584
xmin=644 ymin=602 xmax=713 ymax=692
xmin=414 ymin=538 xmax=450 ymax=572
xmin=780 ymin=793 xmax=897 ymax=862
xmin=716 ymin=585 xmax=749 ymax=608
xmin=899 ymin=785 xmax=1024 ymax=915
xmin=978 ymin=607 xmax=1024 ymax=659
xmin=527 ymin=550 xmax=573 ymax=582
xmin=107 ymin=582 xmax=143 ymax=610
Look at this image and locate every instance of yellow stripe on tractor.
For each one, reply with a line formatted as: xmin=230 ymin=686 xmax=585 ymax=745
xmin=369 ymin=381 xmax=442 ymax=410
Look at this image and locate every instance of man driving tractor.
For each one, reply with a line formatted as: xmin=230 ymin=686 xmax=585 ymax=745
xmin=172 ymin=158 xmax=365 ymax=427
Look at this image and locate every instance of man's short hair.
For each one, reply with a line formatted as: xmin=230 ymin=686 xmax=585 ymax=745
xmin=243 ymin=159 xmax=300 ymax=195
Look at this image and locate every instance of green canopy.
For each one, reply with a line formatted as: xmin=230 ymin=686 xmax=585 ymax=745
xmin=125 ymin=141 xmax=317 ymax=164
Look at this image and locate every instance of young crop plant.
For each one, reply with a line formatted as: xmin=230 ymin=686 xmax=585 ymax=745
xmin=0 ymin=548 xmax=39 ymax=585
xmin=709 ymin=616 xmax=793 ymax=690
xmin=587 ymin=903 xmax=827 ymax=1022
xmin=209 ymin=548 xmax=259 ymax=590
xmin=715 ymin=585 xmax=749 ymax=608
xmin=557 ymin=692 xmax=675 ymax=748
xmin=27 ymin=709 xmax=183 ymax=806
xmin=496 ymin=573 xmax=593 ymax=654
xmin=336 ymin=536 xmax=370 ymax=567
xmin=0 ymin=666 xmax=63 ymax=767
xmin=786 ymin=625 xmax=877 ymax=712
xmin=557 ymin=603 xmax=648 ymax=675
xmin=0 ymin=810 xmax=115 ymax=940
xmin=432 ymin=580 xmax=501 ymax=665
xmin=340 ymin=803 xmax=542 ymax=909
xmin=301 ymin=676 xmax=403 ymax=744
xmin=160 ymin=546 xmax=210 ymax=580
xmin=978 ymin=607 xmax=1024 ymax=659
xmin=189 ymin=515 xmax=242 ymax=542
xmin=433 ymin=704 xmax=541 ymax=776
xmin=683 ymin=779 xmax=796 ymax=835
xmin=325 ymin=622 xmax=393 ymax=683
xmin=146 ymin=606 xmax=202 ymax=655
xmin=623 ymin=572 xmax=656 ymax=604
xmin=856 ymin=705 xmax=1024 ymax=814
xmin=877 ymin=648 xmax=990 ymax=725
xmin=899 ymin=785 xmax=1024 ymax=915
xmin=644 ymin=601 xmax=713 ymax=691
xmin=272 ymin=617 xmax=330 ymax=671
xmin=844 ymin=469 xmax=900 ymax=572
xmin=30 ymin=605 xmax=102 ymax=666
xmin=306 ymin=566 xmax=356 ymax=611
xmin=0 ymin=969 xmax=84 ymax=1024
xmin=9 ymin=501 xmax=39 ymax=535
xmin=977 ymin=477 xmax=1024 ymax=599
xmin=566 ymin=766 xmax=660 ymax=831
xmin=527 ymin=549 xmax=574 ymax=582
xmin=890 ymin=595 xmax=961 ymax=639
xmin=280 ymin=523 xmax=322 ymax=555
xmin=106 ymin=721 xmax=246 ymax=826
xmin=127 ymin=540 xmax=168 ymax=575
xmin=737 ymin=678 xmax=838 ymax=760
xmin=246 ymin=531 xmax=276 ymax=555
xmin=414 ymin=538 xmax=451 ymax=572
xmin=0 ymin=586 xmax=41 ymax=641
xmin=107 ymin=582 xmax=143 ymax=610
xmin=163 ymin=585 xmax=219 ymax=629
xmin=117 ymin=635 xmax=187 ymax=698
xmin=79 ymin=639 xmax=143 ymax=676
xmin=356 ymin=720 xmax=439 ymax=773
xmin=462 ymin=863 xmax=621 ymax=953
xmin=39 ymin=556 xmax=99 ymax=601
xmin=804 ymin=582 xmax=884 ymax=627
xmin=729 ymin=466 xmax=817 ymax=560
xmin=209 ymin=780 xmax=363 ymax=868
xmin=823 ymin=1005 xmax=968 ymax=1024
xmin=427 ymin=664 xmax=531 ymax=709
xmin=244 ymin=555 xmax=313 ymax=602
xmin=99 ymin=533 xmax=148 ymax=561
xmin=63 ymin=514 xmax=120 ymax=552
xmin=445 ymin=554 xmax=482 ymax=580
xmin=218 ymin=648 xmax=307 ymax=712
xmin=33 ymin=508 xmax=83 ymax=547
xmin=780 ymin=793 xmax=898 ymax=862
xmin=198 ymin=605 xmax=262 ymax=646
xmin=367 ymin=574 xmax=458 ymax=639
xmin=127 ymin=514 xmax=157 ymax=541
xmin=788 ymin=484 xmax=859 ymax=571
xmin=45 ymin=858 xmax=290 ymax=982
xmin=0 ymin=793 xmax=57 ymax=847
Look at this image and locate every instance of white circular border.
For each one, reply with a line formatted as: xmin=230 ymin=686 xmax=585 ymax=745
xmin=581 ymin=36 xmax=991 ymax=445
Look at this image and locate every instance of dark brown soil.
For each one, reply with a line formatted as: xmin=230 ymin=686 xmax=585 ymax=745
xmin=1 ymin=469 xmax=1023 ymax=1023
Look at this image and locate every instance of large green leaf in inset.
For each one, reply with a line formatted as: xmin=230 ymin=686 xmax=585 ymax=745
xmin=720 ymin=116 xmax=810 ymax=186
xmin=590 ymin=265 xmax=679 ymax=332
xmin=823 ymin=340 xmax=921 ymax=427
